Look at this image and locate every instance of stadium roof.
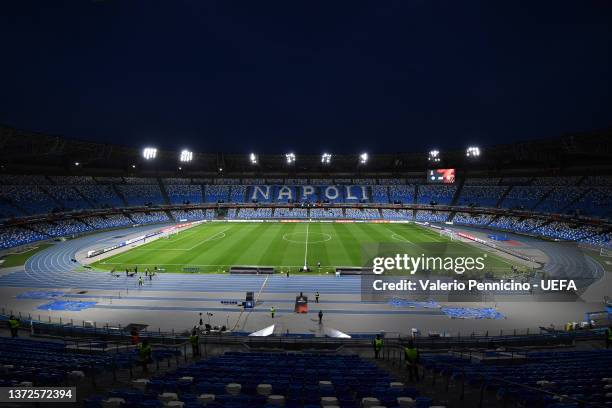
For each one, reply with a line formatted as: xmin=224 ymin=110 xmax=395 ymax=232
xmin=0 ymin=124 xmax=611 ymax=176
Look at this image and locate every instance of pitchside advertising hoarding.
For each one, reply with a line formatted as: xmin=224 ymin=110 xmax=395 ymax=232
xmin=359 ymin=242 xmax=603 ymax=303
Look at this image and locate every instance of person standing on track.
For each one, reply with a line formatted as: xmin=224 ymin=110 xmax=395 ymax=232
xmin=138 ymin=276 xmax=144 ymax=287
xmin=404 ymin=340 xmax=420 ymax=382
xmin=270 ymin=306 xmax=276 ymax=319
xmin=318 ymin=310 xmax=323 ymax=324
xmin=8 ymin=315 xmax=19 ymax=338
xmin=315 ymin=291 xmax=320 ymax=303
xmin=373 ymin=334 xmax=383 ymax=359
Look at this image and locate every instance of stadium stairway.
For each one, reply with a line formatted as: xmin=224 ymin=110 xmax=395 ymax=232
xmin=494 ymin=185 xmax=513 ymax=208
xmin=111 ymin=183 xmax=130 ymax=207
xmin=449 ymin=177 xmax=464 ymax=207
xmin=158 ymin=178 xmax=171 ymax=206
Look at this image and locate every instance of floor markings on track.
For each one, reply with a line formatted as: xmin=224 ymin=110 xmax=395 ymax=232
xmin=303 ymin=222 xmax=309 ymax=269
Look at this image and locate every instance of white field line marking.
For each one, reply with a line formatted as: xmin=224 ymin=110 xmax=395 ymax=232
xmin=256 ymin=274 xmax=269 ymax=303
xmin=304 ymin=222 xmax=309 ymax=268
xmin=183 ymin=227 xmax=232 ymax=251
xmin=99 ymin=262 xmax=328 ymax=267
xmin=386 ymin=227 xmax=414 ymax=244
xmin=134 ymin=232 xmax=226 ymax=251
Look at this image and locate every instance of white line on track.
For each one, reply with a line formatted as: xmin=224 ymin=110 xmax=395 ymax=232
xmin=303 ymin=222 xmax=309 ymax=268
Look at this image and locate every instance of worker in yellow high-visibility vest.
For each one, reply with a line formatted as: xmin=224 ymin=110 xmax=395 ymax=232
xmin=373 ymin=334 xmax=383 ymax=359
xmin=8 ymin=315 xmax=19 ymax=338
xmin=404 ymin=340 xmax=420 ymax=382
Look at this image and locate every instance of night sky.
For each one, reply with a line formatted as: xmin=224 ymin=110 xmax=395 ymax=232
xmin=1 ymin=0 xmax=611 ymax=154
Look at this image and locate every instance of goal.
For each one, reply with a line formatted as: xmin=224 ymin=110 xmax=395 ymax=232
xmin=600 ymin=247 xmax=612 ymax=258
xmin=440 ymin=229 xmax=456 ymax=241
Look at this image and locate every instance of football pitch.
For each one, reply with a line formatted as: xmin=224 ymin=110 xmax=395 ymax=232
xmin=92 ymin=221 xmax=518 ymax=275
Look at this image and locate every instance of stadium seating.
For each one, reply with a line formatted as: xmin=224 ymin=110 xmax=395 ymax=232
xmin=531 ymin=221 xmax=595 ymax=241
xmin=535 ymin=187 xmax=587 ymax=214
xmin=117 ymin=185 xmax=165 ymax=206
xmin=532 ymin=176 xmax=580 ymax=186
xmin=0 ymin=226 xmax=47 ymax=249
xmin=45 ymin=185 xmax=92 ymax=211
xmin=389 ymin=185 xmax=415 ymax=204
xmin=89 ymin=352 xmax=424 ymax=408
xmin=205 ymin=186 xmax=230 ymax=203
xmin=452 ymin=212 xmax=494 ymax=226
xmin=417 ymin=185 xmax=456 ymax=205
xmin=166 ymin=185 xmax=203 ymax=205
xmin=420 ymin=350 xmax=612 ymax=407
xmin=0 ymin=336 xmax=128 ymax=387
xmin=124 ymin=177 xmax=158 ymax=184
xmin=345 ymin=208 xmax=380 ymax=219
xmin=273 ymin=208 xmax=308 ymax=218
xmin=582 ymin=231 xmax=612 ymax=247
xmin=0 ymin=185 xmax=59 ymax=215
xmin=309 ymin=178 xmax=331 ymax=185
xmin=381 ymin=209 xmax=413 ymax=220
xmin=214 ymin=178 xmax=241 ymax=185
xmin=371 ymin=186 xmax=389 ymax=203
xmin=75 ymin=185 xmax=123 ymax=208
xmin=235 ymin=208 xmax=273 ymax=219
xmin=500 ymin=186 xmax=549 ymax=210
xmin=0 ymin=198 xmax=24 ymax=220
xmin=310 ymin=208 xmax=343 ymax=219
xmin=129 ymin=211 xmax=170 ymax=225
xmin=170 ymin=209 xmax=208 ymax=221
xmin=463 ymin=177 xmax=500 ymax=185
xmin=81 ymin=215 xmax=132 ymax=230
xmin=378 ymin=178 xmax=404 ymax=185
xmin=567 ymin=187 xmax=612 ymax=219
xmin=488 ymin=216 xmax=543 ymax=233
xmin=242 ymin=178 xmax=266 ymax=185
xmin=31 ymin=220 xmax=92 ymax=237
xmin=456 ymin=186 xmax=506 ymax=207
xmin=415 ymin=210 xmax=450 ymax=223
xmin=162 ymin=178 xmax=191 ymax=185
xmin=229 ymin=186 xmax=247 ymax=203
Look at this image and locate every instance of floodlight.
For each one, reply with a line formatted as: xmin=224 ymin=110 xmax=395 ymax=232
xmin=359 ymin=152 xmax=368 ymax=164
xmin=142 ymin=147 xmax=157 ymax=160
xmin=428 ymin=149 xmax=440 ymax=162
xmin=249 ymin=153 xmax=258 ymax=164
xmin=179 ymin=149 xmax=193 ymax=162
xmin=131 ymin=164 xmax=136 ymax=168
xmin=321 ymin=153 xmax=332 ymax=164
xmin=74 ymin=162 xmax=80 ymax=166
xmin=286 ymin=153 xmax=296 ymax=164
xmin=466 ymin=146 xmax=481 ymax=158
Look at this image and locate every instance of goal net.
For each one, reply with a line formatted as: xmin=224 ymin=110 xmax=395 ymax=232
xmin=600 ymin=247 xmax=612 ymax=258
xmin=440 ymin=229 xmax=456 ymax=241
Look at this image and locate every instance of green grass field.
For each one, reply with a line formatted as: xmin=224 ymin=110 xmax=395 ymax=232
xmin=0 ymin=243 xmax=53 ymax=268
xmin=92 ymin=221 xmax=519 ymax=275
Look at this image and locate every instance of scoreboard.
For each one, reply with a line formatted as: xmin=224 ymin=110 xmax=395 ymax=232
xmin=427 ymin=169 xmax=455 ymax=184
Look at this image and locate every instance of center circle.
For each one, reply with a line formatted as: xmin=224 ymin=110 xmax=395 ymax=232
xmin=282 ymin=232 xmax=332 ymax=244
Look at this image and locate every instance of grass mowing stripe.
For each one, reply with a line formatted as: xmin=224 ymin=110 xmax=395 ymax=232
xmin=91 ymin=221 xmax=520 ymax=275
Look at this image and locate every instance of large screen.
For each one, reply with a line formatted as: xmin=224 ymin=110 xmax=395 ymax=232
xmin=427 ymin=168 xmax=455 ymax=184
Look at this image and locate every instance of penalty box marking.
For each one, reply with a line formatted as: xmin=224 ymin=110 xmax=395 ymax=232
xmin=133 ymin=227 xmax=230 ymax=251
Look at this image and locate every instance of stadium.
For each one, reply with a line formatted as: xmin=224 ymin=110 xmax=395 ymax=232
xmin=1 ymin=1 xmax=612 ymax=407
